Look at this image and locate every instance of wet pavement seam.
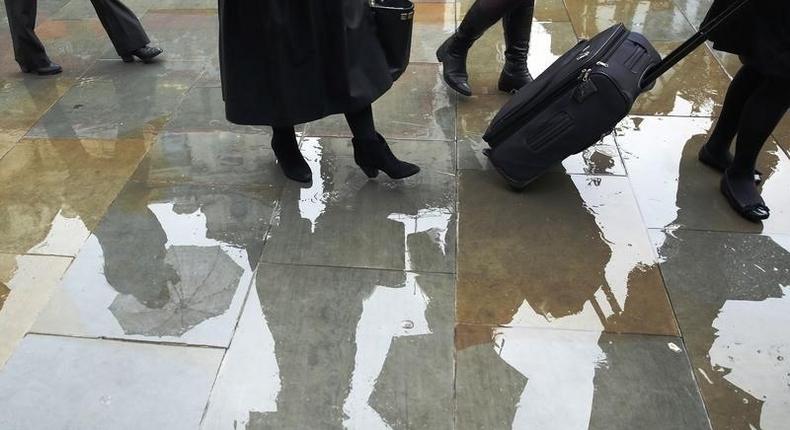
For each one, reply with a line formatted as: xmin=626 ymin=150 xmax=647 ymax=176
xmin=25 ymin=330 xmax=231 ymax=350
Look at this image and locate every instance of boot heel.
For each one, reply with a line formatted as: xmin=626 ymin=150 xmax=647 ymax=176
xmin=121 ymin=55 xmax=135 ymax=63
xmin=360 ymin=166 xmax=380 ymax=178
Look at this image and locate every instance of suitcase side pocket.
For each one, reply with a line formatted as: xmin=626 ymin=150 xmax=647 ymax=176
xmin=528 ymin=112 xmax=573 ymax=152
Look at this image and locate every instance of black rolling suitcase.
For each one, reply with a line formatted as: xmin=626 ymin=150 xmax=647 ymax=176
xmin=482 ymin=0 xmax=751 ymax=189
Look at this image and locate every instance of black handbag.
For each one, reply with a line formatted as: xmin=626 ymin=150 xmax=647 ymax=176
xmin=371 ymin=0 xmax=414 ymax=81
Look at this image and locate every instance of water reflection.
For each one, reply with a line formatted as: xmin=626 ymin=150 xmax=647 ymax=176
xmin=31 ymin=182 xmax=274 ymax=346
xmin=457 ymin=170 xmax=677 ymax=428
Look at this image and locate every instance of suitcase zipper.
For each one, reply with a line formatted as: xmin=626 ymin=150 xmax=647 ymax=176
xmin=487 ymin=25 xmax=628 ymax=143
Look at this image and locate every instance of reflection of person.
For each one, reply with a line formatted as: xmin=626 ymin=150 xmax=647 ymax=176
xmin=2 ymin=0 xmax=162 ymax=75
xmin=437 ymin=0 xmax=535 ymax=96
xmin=697 ymin=0 xmax=789 ymax=222
xmin=218 ymin=1 xmax=419 ymax=183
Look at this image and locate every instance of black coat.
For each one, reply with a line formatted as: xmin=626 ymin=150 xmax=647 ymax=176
xmin=218 ymin=0 xmax=393 ymax=126
xmin=703 ymin=0 xmax=790 ymax=77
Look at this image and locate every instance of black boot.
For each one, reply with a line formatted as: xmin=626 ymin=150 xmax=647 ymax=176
xmin=436 ymin=1 xmax=501 ymax=96
xmin=352 ymin=133 xmax=420 ymax=179
xmin=122 ymin=46 xmax=163 ymax=64
xmin=498 ymin=2 xmax=534 ymax=93
xmin=271 ymin=130 xmax=312 ymax=183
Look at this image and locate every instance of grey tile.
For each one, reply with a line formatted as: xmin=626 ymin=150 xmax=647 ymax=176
xmin=654 ymin=229 xmax=790 ymax=430
xmin=132 ymin=131 xmax=285 ymax=187
xmin=27 ymin=60 xmax=202 ymax=140
xmin=32 ymin=181 xmax=278 ymax=347
xmin=306 ymin=64 xmax=456 ymax=141
xmin=202 ymin=263 xmax=454 ymax=430
xmin=455 ymin=325 xmax=710 ymax=430
xmin=618 ymin=116 xmax=790 ymax=234
xmin=0 ymin=334 xmax=223 ymax=430
xmin=564 ymin=0 xmax=696 ymax=42
xmin=163 ymin=86 xmax=271 ymax=135
xmin=261 ymin=157 xmax=457 ymax=273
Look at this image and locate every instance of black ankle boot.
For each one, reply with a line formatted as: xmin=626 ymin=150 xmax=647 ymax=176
xmin=122 ymin=46 xmax=163 ymax=64
xmin=271 ymin=133 xmax=312 ymax=183
xmin=352 ymin=133 xmax=420 ymax=179
xmin=436 ymin=2 xmax=501 ymax=96
xmin=498 ymin=4 xmax=534 ymax=93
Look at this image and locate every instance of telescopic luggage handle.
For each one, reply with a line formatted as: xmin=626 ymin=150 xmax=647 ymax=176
xmin=639 ymin=0 xmax=751 ymax=90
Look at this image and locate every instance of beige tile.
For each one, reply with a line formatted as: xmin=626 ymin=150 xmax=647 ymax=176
xmin=0 ymin=78 xmax=73 ymax=144
xmin=0 ymin=254 xmax=72 ymax=368
xmin=565 ymin=0 xmax=695 ymax=42
xmin=0 ymin=138 xmax=149 ymax=256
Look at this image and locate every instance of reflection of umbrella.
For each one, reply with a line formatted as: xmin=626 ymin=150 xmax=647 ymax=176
xmin=109 ymin=245 xmax=243 ymax=337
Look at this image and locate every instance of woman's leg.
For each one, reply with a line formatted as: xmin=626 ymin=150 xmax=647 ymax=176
xmin=437 ymin=0 xmax=532 ymax=96
xmin=702 ymin=64 xmax=764 ymax=163
xmin=345 ymin=106 xmax=419 ymax=179
xmin=499 ymin=0 xmax=535 ymax=93
xmin=721 ymin=74 xmax=790 ymax=220
xmin=271 ymin=126 xmax=312 ymax=183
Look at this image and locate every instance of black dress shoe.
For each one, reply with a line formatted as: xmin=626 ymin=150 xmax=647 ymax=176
xmin=121 ymin=46 xmax=163 ymax=64
xmin=20 ymin=62 xmax=63 ymax=76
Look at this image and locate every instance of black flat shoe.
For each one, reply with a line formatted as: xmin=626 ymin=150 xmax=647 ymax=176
xmin=352 ymin=133 xmax=420 ymax=180
xmin=698 ymin=143 xmax=762 ymax=184
xmin=121 ymin=46 xmax=163 ymax=64
xmin=271 ymin=133 xmax=312 ymax=183
xmin=720 ymin=170 xmax=769 ymax=223
xmin=20 ymin=62 xmax=63 ymax=76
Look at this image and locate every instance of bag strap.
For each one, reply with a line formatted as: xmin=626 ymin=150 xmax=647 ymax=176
xmin=640 ymin=0 xmax=751 ymax=89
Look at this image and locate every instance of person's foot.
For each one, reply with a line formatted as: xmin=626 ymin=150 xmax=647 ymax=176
xmin=271 ymin=133 xmax=312 ymax=183
xmin=699 ymin=142 xmax=762 ymax=184
xmin=121 ymin=46 xmax=163 ymax=64
xmin=498 ymin=60 xmax=533 ymax=94
xmin=436 ymin=36 xmax=473 ymax=96
xmin=351 ymin=133 xmax=420 ymax=179
xmin=20 ymin=62 xmax=63 ymax=76
xmin=720 ymin=168 xmax=769 ymax=222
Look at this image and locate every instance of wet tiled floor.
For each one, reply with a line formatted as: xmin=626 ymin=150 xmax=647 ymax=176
xmin=0 ymin=0 xmax=789 ymax=429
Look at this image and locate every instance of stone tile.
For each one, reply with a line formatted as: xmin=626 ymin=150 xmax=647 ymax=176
xmin=202 ymin=263 xmax=454 ymax=430
xmin=0 ymin=254 xmax=72 ymax=368
xmin=411 ymin=3 xmax=454 ymax=64
xmin=634 ymin=42 xmax=731 ymax=117
xmin=457 ymin=0 xmax=571 ymax=22
xmin=675 ymin=0 xmax=714 ymax=29
xmin=0 ymin=334 xmax=223 ymax=430
xmin=458 ymin=170 xmax=678 ymax=336
xmin=617 ymin=116 xmax=790 ymax=234
xmin=32 ymin=180 xmax=278 ymax=347
xmin=456 ymin=92 xmax=511 ymax=137
xmin=565 ymin=0 xmax=696 ymax=42
xmin=0 ymin=78 xmax=73 ymax=143
xmin=163 ymin=86 xmax=271 ymax=135
xmin=654 ymin=230 xmax=790 ymax=430
xmin=466 ymin=21 xmax=579 ymax=95
xmin=262 ymin=156 xmax=456 ymax=273
xmin=113 ymin=11 xmax=218 ymax=62
xmin=709 ymin=47 xmax=742 ymax=78
xmin=0 ymin=138 xmax=149 ymax=256
xmin=306 ymin=64 xmax=456 ymax=141
xmin=132 ymin=131 xmax=285 ymax=187
xmin=459 ymin=133 xmax=626 ymax=176
xmin=455 ymin=325 xmax=710 ymax=430
xmin=27 ymin=60 xmax=201 ymax=140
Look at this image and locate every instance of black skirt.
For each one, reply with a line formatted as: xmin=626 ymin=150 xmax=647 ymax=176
xmin=703 ymin=0 xmax=790 ymax=77
xmin=218 ymin=0 xmax=393 ymax=126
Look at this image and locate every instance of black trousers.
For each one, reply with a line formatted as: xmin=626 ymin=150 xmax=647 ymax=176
xmin=3 ymin=0 xmax=150 ymax=68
